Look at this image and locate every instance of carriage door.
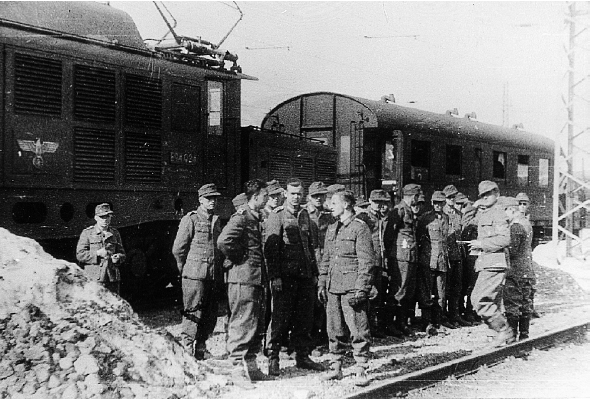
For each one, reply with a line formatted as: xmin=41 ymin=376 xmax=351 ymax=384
xmin=381 ymin=130 xmax=403 ymax=199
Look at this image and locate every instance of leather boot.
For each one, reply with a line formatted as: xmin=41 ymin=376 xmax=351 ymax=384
xmin=370 ymin=309 xmax=387 ymax=339
xmin=320 ymin=360 xmax=343 ymax=381
xmin=296 ymin=354 xmax=325 ymax=371
xmin=450 ymin=298 xmax=472 ymax=327
xmin=384 ymin=307 xmax=404 ymax=338
xmin=268 ymin=352 xmax=280 ymax=376
xmin=396 ymin=307 xmax=415 ymax=337
xmin=506 ymin=317 xmax=519 ymax=344
xmin=420 ymin=307 xmax=438 ymax=336
xmin=244 ymin=358 xmax=273 ymax=381
xmin=431 ymin=305 xmax=442 ymax=329
xmin=484 ymin=323 xmax=513 ymax=350
xmin=519 ymin=316 xmax=530 ymax=340
xmin=352 ymin=364 xmax=370 ymax=387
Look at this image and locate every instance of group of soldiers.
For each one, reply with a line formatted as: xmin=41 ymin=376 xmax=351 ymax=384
xmin=75 ymin=177 xmax=535 ymax=387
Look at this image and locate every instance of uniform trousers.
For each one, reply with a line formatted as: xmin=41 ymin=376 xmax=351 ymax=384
xmin=370 ymin=267 xmax=387 ymax=316
xmin=471 ymin=270 xmax=507 ymax=332
xmin=446 ymin=259 xmax=462 ymax=313
xmin=227 ymin=283 xmax=265 ymax=364
xmin=326 ymin=291 xmax=370 ymax=364
xmin=461 ymin=255 xmax=478 ymax=313
xmin=266 ymin=276 xmax=315 ymax=357
xmin=387 ymin=260 xmax=417 ymax=308
xmin=415 ymin=264 xmax=433 ymax=310
xmin=181 ymin=278 xmax=220 ymax=352
xmin=503 ymin=277 xmax=534 ymax=318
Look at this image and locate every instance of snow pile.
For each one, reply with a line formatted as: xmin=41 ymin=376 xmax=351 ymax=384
xmin=533 ymin=240 xmax=590 ymax=292
xmin=0 ymin=228 xmax=227 ymax=399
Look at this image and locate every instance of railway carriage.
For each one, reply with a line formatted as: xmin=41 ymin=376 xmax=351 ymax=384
xmin=262 ymin=92 xmax=554 ymax=240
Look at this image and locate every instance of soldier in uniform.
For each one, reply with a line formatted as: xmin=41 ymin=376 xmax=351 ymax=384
xmin=325 ymin=184 xmax=346 ymax=211
xmin=516 ymin=192 xmax=539 ymax=318
xmin=319 ymin=190 xmax=374 ymax=387
xmin=76 ymin=203 xmax=126 ymax=295
xmin=217 ymin=179 xmax=271 ymax=382
xmin=503 ymin=196 xmax=535 ymax=340
xmin=468 ymin=181 xmax=512 ymax=348
xmin=356 ymin=189 xmax=392 ymax=338
xmin=384 ymin=183 xmax=420 ymax=336
xmin=264 ymin=178 xmax=324 ymax=376
xmin=232 ymin=193 xmax=248 ymax=211
xmin=261 ymin=180 xmax=284 ymax=222
xmin=306 ymin=181 xmax=334 ymax=349
xmin=416 ymin=191 xmax=450 ymax=334
xmin=172 ymin=183 xmax=224 ymax=360
xmin=442 ymin=185 xmax=470 ymax=327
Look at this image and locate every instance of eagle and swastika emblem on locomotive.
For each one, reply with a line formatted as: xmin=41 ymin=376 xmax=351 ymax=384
xmin=17 ymin=138 xmax=59 ymax=169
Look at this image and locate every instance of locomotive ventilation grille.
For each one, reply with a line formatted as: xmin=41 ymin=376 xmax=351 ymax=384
xmin=293 ymin=157 xmax=315 ymax=187
xmin=14 ymin=53 xmax=62 ymax=116
xmin=124 ymin=74 xmax=162 ymax=129
xmin=74 ymin=65 xmax=116 ymax=122
xmin=74 ymin=127 xmax=116 ymax=182
xmin=315 ymin=159 xmax=337 ymax=185
xmin=125 ymin=132 xmax=162 ymax=183
xmin=269 ymin=154 xmax=292 ymax=184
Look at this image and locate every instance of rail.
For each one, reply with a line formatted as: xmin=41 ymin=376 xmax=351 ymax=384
xmin=345 ymin=320 xmax=590 ymax=399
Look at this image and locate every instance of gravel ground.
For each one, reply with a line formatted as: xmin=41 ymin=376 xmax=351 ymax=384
xmin=407 ymin=331 xmax=590 ymax=399
xmin=135 ymin=262 xmax=590 ymax=399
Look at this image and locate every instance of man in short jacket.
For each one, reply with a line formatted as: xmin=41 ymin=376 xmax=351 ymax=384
xmin=76 ymin=203 xmax=126 ymax=295
xmin=264 ymin=178 xmax=324 ymax=376
xmin=172 ymin=183 xmax=224 ymax=360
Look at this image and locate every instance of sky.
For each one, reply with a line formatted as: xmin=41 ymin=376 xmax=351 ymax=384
xmin=111 ymin=1 xmax=587 ymax=169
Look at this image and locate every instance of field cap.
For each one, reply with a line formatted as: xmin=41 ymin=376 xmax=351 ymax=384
xmin=403 ymin=183 xmax=421 ymax=195
xmin=266 ymin=180 xmax=283 ymax=195
xmin=199 ymin=183 xmax=221 ymax=198
xmin=369 ymin=189 xmax=391 ymax=202
xmin=309 ymin=181 xmax=329 ymax=196
xmin=516 ymin=192 xmax=530 ymax=203
xmin=478 ymin=180 xmax=499 ymax=197
xmin=416 ymin=194 xmax=425 ymax=203
xmin=327 ymin=184 xmax=346 ymax=194
xmin=443 ymin=185 xmax=459 ymax=198
xmin=431 ymin=191 xmax=446 ymax=202
xmin=95 ymin=203 xmax=113 ymax=216
xmin=232 ymin=193 xmax=248 ymax=208
xmin=356 ymin=195 xmax=370 ymax=208
xmin=503 ymin=196 xmax=520 ymax=208
xmin=455 ymin=192 xmax=468 ymax=204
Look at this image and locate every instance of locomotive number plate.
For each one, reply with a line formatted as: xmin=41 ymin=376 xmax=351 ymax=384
xmin=170 ymin=151 xmax=198 ymax=165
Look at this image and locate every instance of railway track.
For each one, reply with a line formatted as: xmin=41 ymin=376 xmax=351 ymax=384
xmin=345 ymin=320 xmax=590 ymax=399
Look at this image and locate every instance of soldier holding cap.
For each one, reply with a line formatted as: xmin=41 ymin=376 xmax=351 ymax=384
xmin=384 ymin=183 xmax=421 ymax=337
xmin=218 ymin=179 xmax=271 ymax=382
xmin=172 ymin=183 xmax=224 ymax=360
xmin=468 ymin=180 xmax=512 ymax=348
xmin=306 ymin=181 xmax=334 ymax=349
xmin=502 ymin=196 xmax=535 ymax=341
xmin=442 ymin=185 xmax=470 ymax=328
xmin=265 ymin=178 xmax=324 ymax=375
xmin=356 ymin=189 xmax=392 ymax=338
xmin=76 ymin=203 xmax=126 ymax=295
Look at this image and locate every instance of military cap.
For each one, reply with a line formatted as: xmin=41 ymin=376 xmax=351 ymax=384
xmin=443 ymin=185 xmax=459 ymax=198
xmin=455 ymin=192 xmax=468 ymax=204
xmin=403 ymin=183 xmax=421 ymax=195
xmin=369 ymin=189 xmax=391 ymax=202
xmin=516 ymin=192 xmax=530 ymax=203
xmin=232 ymin=193 xmax=248 ymax=208
xmin=309 ymin=181 xmax=329 ymax=196
xmin=431 ymin=191 xmax=446 ymax=202
xmin=478 ymin=180 xmax=499 ymax=197
xmin=95 ymin=203 xmax=113 ymax=216
xmin=198 ymin=183 xmax=221 ymax=198
xmin=266 ymin=180 xmax=283 ymax=195
xmin=356 ymin=195 xmax=370 ymax=208
xmin=327 ymin=184 xmax=346 ymax=194
xmin=416 ymin=194 xmax=426 ymax=203
xmin=503 ymin=196 xmax=520 ymax=208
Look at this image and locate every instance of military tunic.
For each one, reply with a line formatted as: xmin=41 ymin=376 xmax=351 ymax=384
xmin=76 ymin=225 xmax=126 ymax=294
xmin=503 ymin=216 xmax=534 ymax=318
xmin=319 ymin=215 xmax=374 ymax=363
xmin=217 ymin=205 xmax=267 ymax=364
xmin=172 ymin=206 xmax=223 ymax=355
xmin=264 ymin=205 xmax=318 ymax=358
xmin=444 ymin=204 xmax=464 ymax=318
xmin=470 ymin=203 xmax=511 ymax=332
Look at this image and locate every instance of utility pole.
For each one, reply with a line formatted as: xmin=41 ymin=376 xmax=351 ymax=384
xmin=554 ymin=2 xmax=590 ymax=257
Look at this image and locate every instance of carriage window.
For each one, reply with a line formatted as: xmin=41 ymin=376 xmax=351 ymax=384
xmin=446 ymin=145 xmax=462 ymax=176
xmin=411 ymin=140 xmax=431 ymax=181
xmin=493 ymin=151 xmax=507 ymax=179
xmin=208 ymin=81 xmax=222 ymax=135
xmin=517 ymin=155 xmax=529 ymax=186
xmin=539 ymin=158 xmax=549 ymax=187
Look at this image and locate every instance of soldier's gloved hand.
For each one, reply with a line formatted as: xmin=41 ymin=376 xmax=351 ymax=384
xmin=271 ymin=277 xmax=283 ymax=292
xmin=369 ymin=285 xmax=379 ymax=300
xmin=348 ymin=290 xmax=368 ymax=309
xmin=318 ymin=286 xmax=328 ymax=305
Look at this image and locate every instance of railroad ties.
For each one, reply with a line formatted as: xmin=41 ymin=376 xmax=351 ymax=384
xmin=345 ymin=320 xmax=590 ymax=399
